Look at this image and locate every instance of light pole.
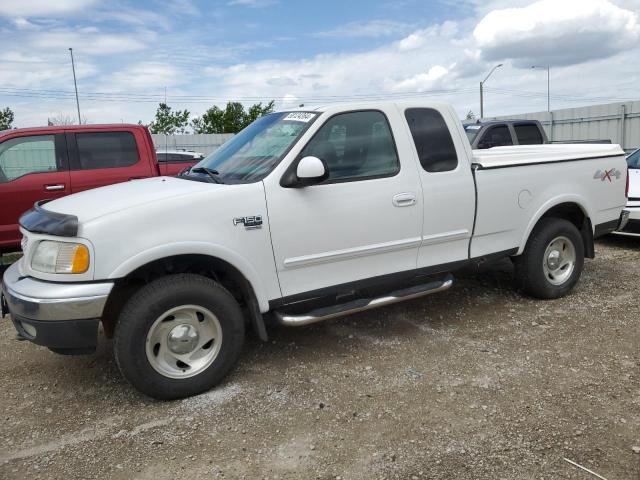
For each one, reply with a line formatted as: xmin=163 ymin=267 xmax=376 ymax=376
xmin=480 ymin=63 xmax=503 ymax=119
xmin=68 ymin=48 xmax=82 ymax=124
xmin=531 ymin=65 xmax=550 ymax=112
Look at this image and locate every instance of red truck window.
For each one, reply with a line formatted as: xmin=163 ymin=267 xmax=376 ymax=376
xmin=75 ymin=132 xmax=139 ymax=170
xmin=0 ymin=135 xmax=59 ymax=182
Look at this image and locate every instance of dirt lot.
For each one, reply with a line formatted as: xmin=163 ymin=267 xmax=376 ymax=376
xmin=1 ymin=237 xmax=639 ymax=480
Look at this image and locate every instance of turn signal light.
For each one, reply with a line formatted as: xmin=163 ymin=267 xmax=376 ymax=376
xmin=71 ymin=244 xmax=90 ymax=273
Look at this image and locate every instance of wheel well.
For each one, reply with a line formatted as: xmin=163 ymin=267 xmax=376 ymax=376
xmin=537 ymin=202 xmax=594 ymax=259
xmin=101 ymin=255 xmax=267 ymax=341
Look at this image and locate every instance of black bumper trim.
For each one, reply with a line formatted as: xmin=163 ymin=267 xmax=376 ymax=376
xmin=11 ymin=313 xmax=98 ymax=352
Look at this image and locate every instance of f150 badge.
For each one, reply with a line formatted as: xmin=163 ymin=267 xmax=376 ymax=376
xmin=233 ymin=215 xmax=263 ymax=229
xmin=593 ymin=168 xmax=621 ymax=182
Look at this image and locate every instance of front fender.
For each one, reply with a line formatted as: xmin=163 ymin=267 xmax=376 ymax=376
xmin=107 ymin=242 xmax=270 ymax=312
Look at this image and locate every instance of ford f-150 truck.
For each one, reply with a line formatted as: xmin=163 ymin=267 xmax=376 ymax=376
xmin=0 ymin=124 xmax=199 ymax=253
xmin=1 ymin=101 xmax=629 ymax=399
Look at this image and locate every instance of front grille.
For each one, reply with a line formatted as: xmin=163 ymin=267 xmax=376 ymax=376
xmin=629 ymin=197 xmax=640 ymax=202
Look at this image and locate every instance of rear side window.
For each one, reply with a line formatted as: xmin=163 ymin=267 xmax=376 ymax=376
xmin=0 ymin=135 xmax=58 ymax=183
xmin=515 ymin=123 xmax=543 ymax=145
xmin=405 ymin=108 xmax=458 ymax=172
xmin=75 ymin=132 xmax=139 ymax=170
xmin=481 ymin=125 xmax=513 ymax=148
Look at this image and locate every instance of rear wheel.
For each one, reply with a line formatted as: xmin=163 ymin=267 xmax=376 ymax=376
xmin=514 ymin=217 xmax=585 ymax=299
xmin=114 ymin=274 xmax=245 ymax=400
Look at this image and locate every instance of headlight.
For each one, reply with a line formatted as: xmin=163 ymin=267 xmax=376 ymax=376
xmin=31 ymin=241 xmax=90 ymax=274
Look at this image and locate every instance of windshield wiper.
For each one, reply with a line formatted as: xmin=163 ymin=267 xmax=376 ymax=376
xmin=188 ymin=167 xmax=225 ymax=184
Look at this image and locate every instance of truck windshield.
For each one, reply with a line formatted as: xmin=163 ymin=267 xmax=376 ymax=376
xmin=464 ymin=125 xmax=481 ymax=143
xmin=184 ymin=111 xmax=318 ymax=183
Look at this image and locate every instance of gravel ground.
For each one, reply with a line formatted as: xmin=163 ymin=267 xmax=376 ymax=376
xmin=1 ymin=237 xmax=639 ymax=480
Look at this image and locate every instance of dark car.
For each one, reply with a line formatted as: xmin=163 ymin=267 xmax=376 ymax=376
xmin=464 ymin=120 xmax=548 ymax=149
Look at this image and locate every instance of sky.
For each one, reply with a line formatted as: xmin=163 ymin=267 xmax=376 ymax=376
xmin=1 ymin=0 xmax=639 ymax=127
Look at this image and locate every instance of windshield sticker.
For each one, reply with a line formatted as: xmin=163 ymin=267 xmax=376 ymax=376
xmin=465 ymin=125 xmax=481 ymax=130
xmin=284 ymin=112 xmax=315 ymax=123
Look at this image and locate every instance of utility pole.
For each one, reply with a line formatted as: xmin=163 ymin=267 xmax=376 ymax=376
xmin=531 ymin=65 xmax=550 ymax=112
xmin=69 ymin=48 xmax=81 ymax=124
xmin=480 ymin=63 xmax=503 ymax=119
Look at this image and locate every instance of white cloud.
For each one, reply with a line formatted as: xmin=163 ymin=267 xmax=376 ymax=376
xmin=397 ymin=21 xmax=458 ymax=51
xmin=390 ymin=65 xmax=450 ymax=92
xmin=29 ymin=29 xmax=150 ymax=55
xmin=2 ymin=0 xmax=640 ymax=128
xmin=12 ymin=18 xmax=38 ymax=30
xmin=106 ymin=62 xmax=183 ymax=90
xmin=0 ymin=0 xmax=98 ymax=18
xmin=474 ymin=0 xmax=640 ymax=66
xmin=316 ymin=20 xmax=412 ymax=38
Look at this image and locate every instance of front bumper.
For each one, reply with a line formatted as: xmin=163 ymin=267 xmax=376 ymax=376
xmin=1 ymin=262 xmax=113 ymax=353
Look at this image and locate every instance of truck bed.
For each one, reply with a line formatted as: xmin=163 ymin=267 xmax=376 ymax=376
xmin=472 ymin=144 xmax=624 ymax=169
xmin=470 ymin=143 xmax=627 ymax=259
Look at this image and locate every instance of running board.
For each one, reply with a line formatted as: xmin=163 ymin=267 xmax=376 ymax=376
xmin=274 ymin=274 xmax=454 ymax=327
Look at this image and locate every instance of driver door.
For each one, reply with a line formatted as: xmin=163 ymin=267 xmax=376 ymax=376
xmin=264 ymin=108 xmax=423 ymax=299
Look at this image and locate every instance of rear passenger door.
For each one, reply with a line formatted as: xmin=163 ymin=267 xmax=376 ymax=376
xmin=403 ymin=107 xmax=476 ymax=269
xmin=67 ymin=130 xmax=155 ymax=193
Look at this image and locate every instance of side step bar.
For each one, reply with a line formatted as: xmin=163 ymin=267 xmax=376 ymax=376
xmin=275 ymin=274 xmax=454 ymax=327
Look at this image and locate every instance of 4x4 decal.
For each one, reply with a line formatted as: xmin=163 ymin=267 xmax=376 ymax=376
xmin=594 ymin=168 xmax=622 ymax=182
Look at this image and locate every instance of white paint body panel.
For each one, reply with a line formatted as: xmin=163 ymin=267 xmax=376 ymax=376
xmin=19 ymin=100 xmax=627 ymax=313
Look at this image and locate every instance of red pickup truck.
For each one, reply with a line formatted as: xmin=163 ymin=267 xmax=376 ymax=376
xmin=0 ymin=124 xmax=199 ymax=253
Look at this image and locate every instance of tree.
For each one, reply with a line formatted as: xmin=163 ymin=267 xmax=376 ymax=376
xmin=465 ymin=110 xmax=477 ymax=120
xmin=0 ymin=107 xmax=14 ymax=130
xmin=148 ymin=103 xmax=190 ymax=134
xmin=48 ymin=112 xmax=88 ymax=125
xmin=192 ymin=101 xmax=275 ymax=134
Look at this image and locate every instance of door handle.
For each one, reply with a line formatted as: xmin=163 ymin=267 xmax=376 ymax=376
xmin=44 ymin=184 xmax=65 ymax=191
xmin=392 ymin=193 xmax=416 ymax=207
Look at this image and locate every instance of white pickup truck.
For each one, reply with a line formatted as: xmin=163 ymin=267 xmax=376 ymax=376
xmin=1 ymin=101 xmax=629 ymax=399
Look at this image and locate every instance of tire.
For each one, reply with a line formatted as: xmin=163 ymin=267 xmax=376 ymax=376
xmin=114 ymin=274 xmax=245 ymax=400
xmin=514 ymin=217 xmax=585 ymax=299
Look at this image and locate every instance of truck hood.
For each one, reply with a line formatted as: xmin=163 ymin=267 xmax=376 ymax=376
xmin=42 ymin=177 xmax=217 ymax=224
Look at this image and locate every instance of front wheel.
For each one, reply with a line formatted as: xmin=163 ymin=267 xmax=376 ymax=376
xmin=514 ymin=217 xmax=585 ymax=299
xmin=114 ymin=274 xmax=245 ymax=400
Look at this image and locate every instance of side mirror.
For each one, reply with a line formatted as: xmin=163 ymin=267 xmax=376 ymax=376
xmin=297 ymin=156 xmax=326 ymax=180
xmin=281 ymin=156 xmax=329 ymax=188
